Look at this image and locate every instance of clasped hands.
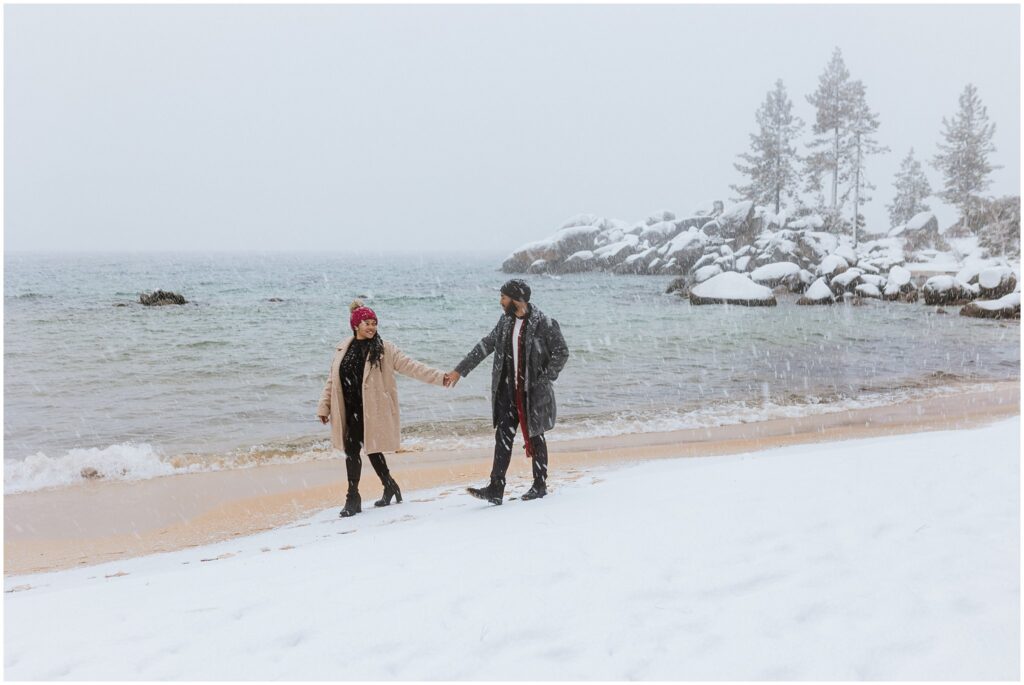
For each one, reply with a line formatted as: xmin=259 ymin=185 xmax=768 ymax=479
xmin=442 ymin=370 xmax=461 ymax=388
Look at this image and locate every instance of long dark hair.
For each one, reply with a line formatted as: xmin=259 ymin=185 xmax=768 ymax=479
xmin=350 ymin=300 xmax=384 ymax=368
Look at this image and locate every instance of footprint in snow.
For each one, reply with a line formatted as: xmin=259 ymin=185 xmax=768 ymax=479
xmin=200 ymin=553 xmax=236 ymax=562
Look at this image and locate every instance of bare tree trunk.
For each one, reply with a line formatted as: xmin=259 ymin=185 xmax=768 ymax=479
xmin=853 ymin=134 xmax=861 ymax=248
xmin=831 ymin=125 xmax=839 ymax=210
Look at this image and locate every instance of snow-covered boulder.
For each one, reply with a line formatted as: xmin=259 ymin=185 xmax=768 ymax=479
xmin=594 ymin=235 xmax=641 ymax=267
xmin=977 ymin=267 xmax=1017 ymax=299
xmin=895 ymin=212 xmax=947 ymax=257
xmin=639 ymin=221 xmax=679 ymax=244
xmin=689 ymin=272 xmax=777 ymax=306
xmin=855 ymin=283 xmax=883 ymax=299
xmin=857 ymin=237 xmax=905 ymax=272
xmin=659 ymin=228 xmax=709 ymax=272
xmin=750 ymin=261 xmax=803 ymax=292
xmin=959 ymin=292 xmax=1021 ymax=320
xmin=502 ymin=224 xmax=604 ymax=272
xmin=833 ymin=244 xmax=858 ymax=265
xmin=645 ymin=210 xmax=676 ymax=225
xmin=829 ymin=267 xmax=864 ymax=294
xmin=882 ymin=265 xmax=918 ymax=302
xmin=817 ymin=254 xmax=849 ymax=279
xmin=561 ymin=250 xmax=597 ymax=273
xmin=693 ymin=264 xmax=723 ymax=284
xmin=796 ymin=278 xmax=836 ymax=305
xmin=527 ymin=259 xmax=548 ymax=274
xmin=922 ymin=275 xmax=977 ymax=306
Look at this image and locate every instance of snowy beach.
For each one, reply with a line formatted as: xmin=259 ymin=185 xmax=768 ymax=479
xmin=5 ymin=413 xmax=1019 ymax=680
xmin=5 ymin=381 xmax=1018 ymax=576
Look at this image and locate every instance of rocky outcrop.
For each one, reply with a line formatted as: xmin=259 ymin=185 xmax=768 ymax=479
xmin=977 ymin=267 xmax=1017 ymax=299
xmin=797 ymin=278 xmax=836 ymax=305
xmin=922 ymin=276 xmax=978 ymax=306
xmin=882 ymin=265 xmax=917 ymax=302
xmin=959 ymin=292 xmax=1021 ymax=319
xmin=689 ymin=272 xmax=777 ymax=306
xmin=139 ymin=290 xmax=188 ymax=306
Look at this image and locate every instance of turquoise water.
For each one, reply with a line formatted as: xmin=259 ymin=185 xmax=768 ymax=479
xmin=4 ymin=251 xmax=1019 ymax=491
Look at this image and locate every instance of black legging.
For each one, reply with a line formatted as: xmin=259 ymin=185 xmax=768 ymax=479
xmin=343 ymin=403 xmax=395 ymax=490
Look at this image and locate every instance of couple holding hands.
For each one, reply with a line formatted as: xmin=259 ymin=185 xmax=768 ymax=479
xmin=317 ymin=279 xmax=569 ymax=518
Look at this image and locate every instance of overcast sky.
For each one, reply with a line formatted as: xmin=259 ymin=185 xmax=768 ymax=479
xmin=5 ymin=4 xmax=1020 ymax=254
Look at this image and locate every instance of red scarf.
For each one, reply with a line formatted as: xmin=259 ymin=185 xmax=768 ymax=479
xmin=514 ymin=318 xmax=533 ymax=459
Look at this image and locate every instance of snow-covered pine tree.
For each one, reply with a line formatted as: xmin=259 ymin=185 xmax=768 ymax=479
xmin=805 ymin=47 xmax=854 ymax=230
xmin=886 ymin=148 xmax=932 ymax=228
xmin=731 ymin=79 xmax=804 ymax=215
xmin=842 ymin=80 xmax=889 ymax=246
xmin=933 ymin=84 xmax=1000 ymax=234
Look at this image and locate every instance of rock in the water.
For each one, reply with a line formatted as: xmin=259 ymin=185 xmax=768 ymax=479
xmin=817 ymin=254 xmax=849 ymax=279
xmin=882 ymin=265 xmax=917 ymax=302
xmin=977 ymin=267 xmax=1017 ymax=299
xmin=267 ymin=297 xmax=284 ymax=302
xmin=80 ymin=467 xmax=101 ymax=480
xmin=855 ymin=283 xmax=883 ymax=299
xmin=665 ymin=277 xmax=689 ymax=296
xmin=797 ymin=278 xmax=836 ymax=305
xmin=959 ymin=292 xmax=1021 ymax=319
xmin=829 ymin=268 xmax=864 ymax=294
xmin=689 ymin=271 xmax=776 ymax=306
xmin=139 ymin=290 xmax=187 ymax=306
xmin=922 ymin=275 xmax=977 ymax=306
xmin=750 ymin=262 xmax=801 ymax=290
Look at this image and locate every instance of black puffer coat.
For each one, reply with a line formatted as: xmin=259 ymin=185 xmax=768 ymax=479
xmin=455 ymin=305 xmax=569 ymax=436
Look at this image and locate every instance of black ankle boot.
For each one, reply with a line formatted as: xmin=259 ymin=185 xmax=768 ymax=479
xmin=339 ymin=484 xmax=362 ymax=518
xmin=467 ymin=479 xmax=504 ymax=505
xmin=374 ymin=478 xmax=402 ymax=507
xmin=521 ymin=480 xmax=547 ymax=501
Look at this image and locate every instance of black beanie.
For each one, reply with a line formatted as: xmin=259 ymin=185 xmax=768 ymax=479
xmin=500 ymin=279 xmax=531 ymax=302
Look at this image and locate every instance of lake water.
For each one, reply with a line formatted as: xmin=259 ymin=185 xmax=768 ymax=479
xmin=4 ymin=251 xmax=1019 ymax=492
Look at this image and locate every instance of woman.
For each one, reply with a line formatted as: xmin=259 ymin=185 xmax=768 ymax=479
xmin=317 ymin=300 xmax=447 ymax=517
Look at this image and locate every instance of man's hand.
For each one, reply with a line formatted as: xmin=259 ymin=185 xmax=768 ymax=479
xmin=319 ymin=415 xmax=329 ymax=424
xmin=444 ymin=370 xmax=461 ymax=388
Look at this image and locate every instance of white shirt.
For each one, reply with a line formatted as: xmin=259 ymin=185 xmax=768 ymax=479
xmin=512 ymin=317 xmax=525 ymax=387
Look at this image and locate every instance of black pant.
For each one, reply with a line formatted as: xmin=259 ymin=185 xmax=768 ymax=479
xmin=343 ymin=403 xmax=393 ymax=491
xmin=490 ymin=378 xmax=548 ymax=488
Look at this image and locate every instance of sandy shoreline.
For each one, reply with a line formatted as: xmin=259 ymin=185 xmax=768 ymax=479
xmin=5 ymin=381 xmax=1019 ymax=577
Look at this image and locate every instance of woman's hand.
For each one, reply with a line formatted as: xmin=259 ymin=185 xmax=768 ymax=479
xmin=319 ymin=415 xmax=330 ymax=424
xmin=444 ymin=371 xmax=461 ymax=388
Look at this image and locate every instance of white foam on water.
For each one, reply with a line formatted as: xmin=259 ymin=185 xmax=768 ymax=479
xmin=4 ymin=443 xmax=179 ymax=494
xmin=3 ymin=381 xmax=1009 ymax=495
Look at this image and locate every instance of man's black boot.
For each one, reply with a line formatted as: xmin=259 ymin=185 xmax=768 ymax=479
xmin=374 ymin=478 xmax=402 ymax=507
xmin=339 ymin=483 xmax=362 ymax=518
xmin=521 ymin=480 xmax=547 ymax=501
xmin=467 ymin=479 xmax=504 ymax=505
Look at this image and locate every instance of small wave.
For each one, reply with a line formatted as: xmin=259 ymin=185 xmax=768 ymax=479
xmin=5 ymin=380 xmax=1010 ymax=494
xmin=6 ymin=293 xmax=52 ymax=300
xmin=4 ymin=443 xmax=179 ymax=494
xmin=181 ymin=340 xmax=231 ymax=349
xmin=371 ymin=294 xmax=447 ymax=303
xmin=4 ymin=438 xmax=339 ymax=495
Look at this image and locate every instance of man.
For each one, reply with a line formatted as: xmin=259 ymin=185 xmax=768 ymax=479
xmin=446 ymin=279 xmax=569 ymax=504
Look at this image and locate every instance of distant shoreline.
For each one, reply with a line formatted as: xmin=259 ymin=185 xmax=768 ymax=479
xmin=5 ymin=380 xmax=1018 ymax=577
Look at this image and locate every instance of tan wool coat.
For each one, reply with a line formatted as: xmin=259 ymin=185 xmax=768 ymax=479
xmin=317 ymin=338 xmax=445 ymax=454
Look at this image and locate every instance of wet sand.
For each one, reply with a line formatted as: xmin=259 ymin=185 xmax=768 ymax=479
xmin=5 ymin=381 xmax=1019 ymax=576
